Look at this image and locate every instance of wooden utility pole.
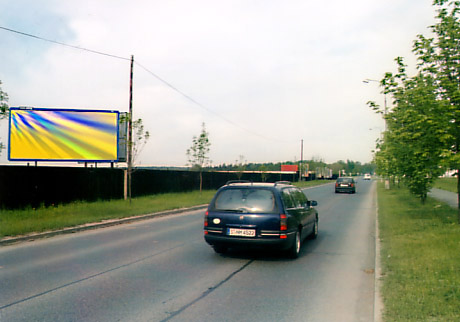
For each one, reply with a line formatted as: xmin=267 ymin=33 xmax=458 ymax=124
xmin=127 ymin=55 xmax=134 ymax=203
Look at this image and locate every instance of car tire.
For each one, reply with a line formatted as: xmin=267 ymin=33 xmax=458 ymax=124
xmin=213 ymin=245 xmax=228 ymax=254
xmin=288 ymin=230 xmax=301 ymax=259
xmin=309 ymin=217 xmax=318 ymax=240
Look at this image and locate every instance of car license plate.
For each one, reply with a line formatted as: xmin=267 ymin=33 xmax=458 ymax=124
xmin=340 ymin=184 xmax=348 ymax=187
xmin=227 ymin=228 xmax=256 ymax=237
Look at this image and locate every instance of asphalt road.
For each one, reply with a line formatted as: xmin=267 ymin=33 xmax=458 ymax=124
xmin=0 ymin=180 xmax=378 ymax=322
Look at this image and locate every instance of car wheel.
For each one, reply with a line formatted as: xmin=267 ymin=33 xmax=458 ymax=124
xmin=309 ymin=217 xmax=318 ymax=240
xmin=213 ymin=245 xmax=227 ymax=254
xmin=288 ymin=230 xmax=301 ymax=259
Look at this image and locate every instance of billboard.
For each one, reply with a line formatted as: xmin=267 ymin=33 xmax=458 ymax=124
xmin=8 ymin=107 xmax=119 ymax=162
xmin=281 ymin=164 xmax=298 ymax=172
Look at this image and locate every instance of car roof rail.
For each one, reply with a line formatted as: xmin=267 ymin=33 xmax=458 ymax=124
xmin=274 ymin=181 xmax=291 ymax=186
xmin=225 ymin=180 xmax=252 ymax=185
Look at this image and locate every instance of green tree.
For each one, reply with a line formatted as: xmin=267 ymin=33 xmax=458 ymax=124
xmin=119 ymin=114 xmax=150 ymax=164
xmin=259 ymin=164 xmax=269 ymax=182
xmin=370 ymin=0 xmax=460 ymax=210
xmin=381 ymin=66 xmax=447 ymax=202
xmin=413 ymin=0 xmax=460 ymax=218
xmin=131 ymin=118 xmax=150 ymax=163
xmin=0 ymin=81 xmax=9 ymax=155
xmin=119 ymin=114 xmax=150 ymax=202
xmin=330 ymin=160 xmax=346 ymax=176
xmin=186 ymin=123 xmax=211 ymax=193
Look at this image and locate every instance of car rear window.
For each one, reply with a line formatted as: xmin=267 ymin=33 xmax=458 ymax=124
xmin=337 ymin=178 xmax=353 ymax=183
xmin=212 ymin=188 xmax=277 ymax=213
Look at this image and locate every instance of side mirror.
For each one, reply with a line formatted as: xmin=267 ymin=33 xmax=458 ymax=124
xmin=307 ymin=200 xmax=318 ymax=208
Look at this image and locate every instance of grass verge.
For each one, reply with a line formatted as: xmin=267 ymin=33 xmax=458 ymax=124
xmin=293 ymin=180 xmax=333 ymax=188
xmin=0 ymin=180 xmax=330 ymax=239
xmin=378 ymin=182 xmax=460 ymax=321
xmin=433 ymin=177 xmax=458 ymax=193
xmin=0 ymin=190 xmax=216 ymax=239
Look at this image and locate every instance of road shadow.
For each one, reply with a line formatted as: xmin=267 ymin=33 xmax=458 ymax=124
xmin=215 ymin=234 xmax=325 ymax=262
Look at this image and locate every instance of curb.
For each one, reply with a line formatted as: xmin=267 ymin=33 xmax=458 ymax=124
xmin=0 ymin=204 xmax=208 ymax=246
xmin=374 ymin=182 xmax=383 ymax=322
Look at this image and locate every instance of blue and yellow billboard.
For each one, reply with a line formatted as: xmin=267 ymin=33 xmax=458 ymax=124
xmin=8 ymin=108 xmax=119 ymax=162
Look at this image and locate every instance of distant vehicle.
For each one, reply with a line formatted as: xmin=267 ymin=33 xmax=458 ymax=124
xmin=335 ymin=177 xmax=356 ymax=194
xmin=204 ymin=181 xmax=319 ymax=258
xmin=364 ymin=173 xmax=372 ymax=180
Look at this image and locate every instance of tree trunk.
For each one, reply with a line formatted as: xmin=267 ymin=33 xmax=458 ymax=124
xmin=199 ymin=170 xmax=203 ymax=194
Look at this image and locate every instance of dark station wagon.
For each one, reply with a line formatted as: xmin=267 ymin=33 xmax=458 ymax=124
xmin=204 ymin=181 xmax=319 ymax=258
xmin=335 ymin=177 xmax=357 ymax=194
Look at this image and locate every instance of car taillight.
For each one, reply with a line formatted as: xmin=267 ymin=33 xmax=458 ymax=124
xmin=280 ymin=214 xmax=287 ymax=231
xmin=335 ymin=183 xmax=339 ymax=187
xmin=204 ymin=211 xmax=209 ymax=227
xmin=350 ymin=183 xmax=354 ymax=187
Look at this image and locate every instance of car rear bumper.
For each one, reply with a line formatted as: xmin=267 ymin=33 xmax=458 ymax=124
xmin=204 ymin=231 xmax=296 ymax=250
xmin=335 ymin=187 xmax=355 ymax=193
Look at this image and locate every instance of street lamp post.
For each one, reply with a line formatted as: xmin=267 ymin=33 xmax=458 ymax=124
xmin=364 ymin=78 xmax=390 ymax=189
xmin=363 ymin=78 xmax=387 ymax=131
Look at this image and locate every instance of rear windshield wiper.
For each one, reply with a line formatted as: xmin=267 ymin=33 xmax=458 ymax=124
xmin=216 ymin=208 xmax=246 ymax=213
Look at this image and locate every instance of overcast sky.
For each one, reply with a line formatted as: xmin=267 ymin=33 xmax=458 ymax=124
xmin=0 ymin=0 xmax=437 ymax=166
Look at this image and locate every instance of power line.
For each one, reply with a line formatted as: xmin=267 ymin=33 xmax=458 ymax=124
xmin=1 ymin=25 xmax=281 ymax=142
xmin=134 ymin=61 xmax=279 ymax=141
xmin=0 ymin=26 xmax=130 ymax=61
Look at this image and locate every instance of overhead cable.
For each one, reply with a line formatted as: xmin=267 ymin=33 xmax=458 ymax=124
xmin=134 ymin=61 xmax=277 ymax=141
xmin=0 ymin=26 xmax=130 ymax=61
xmin=1 ymin=25 xmax=279 ymax=141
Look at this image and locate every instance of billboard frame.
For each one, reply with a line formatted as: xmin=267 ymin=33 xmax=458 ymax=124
xmin=8 ymin=107 xmax=120 ymax=163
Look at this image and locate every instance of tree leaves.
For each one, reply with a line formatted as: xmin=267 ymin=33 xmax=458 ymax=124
xmin=186 ymin=122 xmax=211 ymax=170
xmin=373 ymin=0 xmax=460 ymax=205
xmin=186 ymin=123 xmax=211 ymax=192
